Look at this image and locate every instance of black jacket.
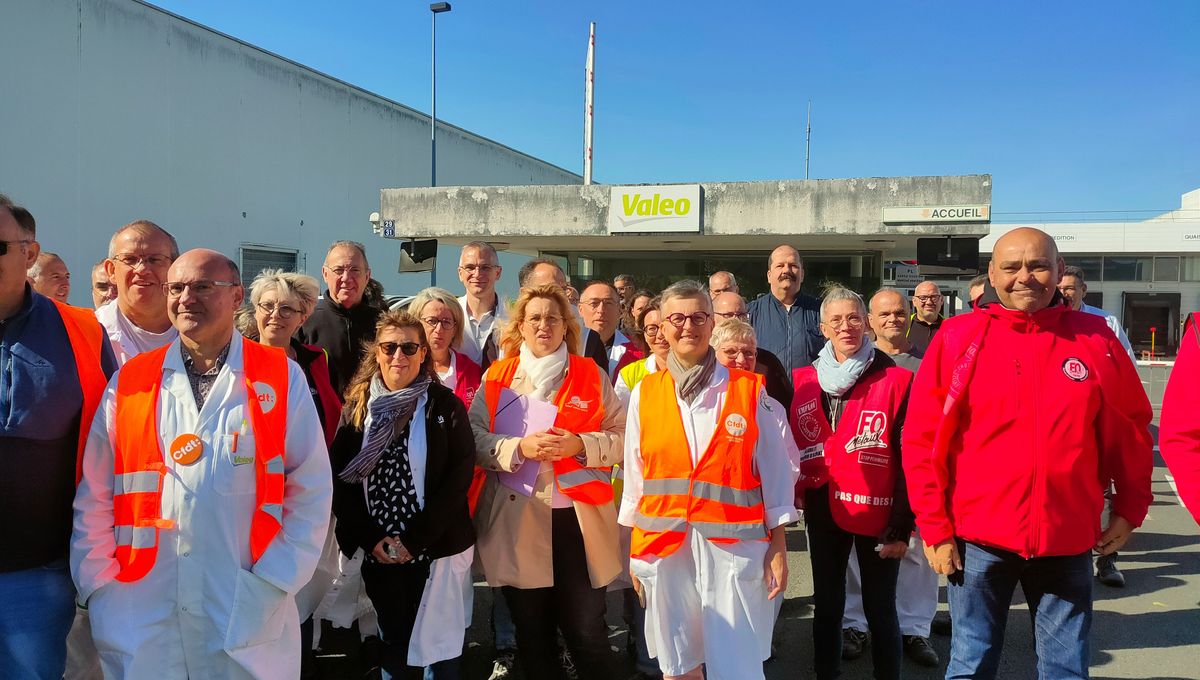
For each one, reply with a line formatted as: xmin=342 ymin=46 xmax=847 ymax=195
xmin=296 ymin=294 xmax=382 ymax=397
xmin=820 ymin=349 xmax=915 ymax=541
xmin=330 ymin=383 xmax=476 ymax=560
xmin=583 ymin=328 xmax=610 ymax=377
xmin=754 ymin=347 xmax=793 ymax=411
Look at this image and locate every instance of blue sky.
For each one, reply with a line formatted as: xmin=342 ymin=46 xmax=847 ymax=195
xmin=151 ymin=0 xmax=1199 ymax=217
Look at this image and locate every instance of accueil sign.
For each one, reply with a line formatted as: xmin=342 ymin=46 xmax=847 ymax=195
xmin=607 ymin=184 xmax=702 ymax=233
xmin=882 ymin=205 xmax=990 ymax=224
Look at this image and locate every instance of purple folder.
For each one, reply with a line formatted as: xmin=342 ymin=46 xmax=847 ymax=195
xmin=491 ymin=387 xmax=559 ymax=496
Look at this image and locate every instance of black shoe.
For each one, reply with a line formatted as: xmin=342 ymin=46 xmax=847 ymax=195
xmin=842 ymin=628 xmax=869 ymax=660
xmin=1096 ymin=556 xmax=1126 ymax=587
xmin=904 ymin=635 xmax=940 ymax=667
xmin=930 ymin=611 xmax=953 ymax=636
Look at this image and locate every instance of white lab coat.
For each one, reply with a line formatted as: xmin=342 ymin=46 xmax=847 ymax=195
xmin=618 ymin=364 xmax=800 ymax=679
xmin=71 ymin=334 xmax=333 ymax=680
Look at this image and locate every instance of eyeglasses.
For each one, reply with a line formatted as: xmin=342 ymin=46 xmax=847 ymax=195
xmin=914 ymin=295 xmax=942 ymax=303
xmin=664 ymin=312 xmax=712 ymax=328
xmin=824 ymin=316 xmax=864 ymax=330
xmin=715 ymin=310 xmax=749 ymax=320
xmin=256 ymin=301 xmax=302 ymax=319
xmin=524 ymin=314 xmax=563 ymax=328
xmin=458 ymin=264 xmax=497 ymax=275
xmin=580 ymin=298 xmax=618 ymax=310
xmin=112 ymin=254 xmax=173 ymax=269
xmin=378 ymin=341 xmax=423 ymax=357
xmin=642 ymin=324 xmax=661 ymax=337
xmin=720 ymin=347 xmax=756 ymax=361
xmin=0 ymin=240 xmax=33 ymax=256
xmin=326 ymin=266 xmax=364 ymax=277
xmin=163 ymin=280 xmax=240 ymax=297
xmin=421 ymin=316 xmax=456 ymax=329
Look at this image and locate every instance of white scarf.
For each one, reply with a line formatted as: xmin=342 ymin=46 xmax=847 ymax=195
xmin=814 ymin=339 xmax=874 ymax=397
xmin=518 ymin=342 xmax=569 ymax=402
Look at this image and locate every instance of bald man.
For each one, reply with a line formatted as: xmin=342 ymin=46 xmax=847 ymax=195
xmin=902 ymin=228 xmax=1153 ymax=679
xmin=713 ymin=292 xmax=791 ymax=409
xmin=72 ymin=249 xmax=331 ymax=679
xmin=906 ymin=281 xmax=943 ymax=353
xmin=708 ymin=271 xmax=739 ymax=298
xmin=746 ymin=245 xmax=822 ymax=381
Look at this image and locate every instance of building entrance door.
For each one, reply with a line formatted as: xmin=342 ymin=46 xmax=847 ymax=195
xmin=1123 ymin=291 xmax=1181 ymax=357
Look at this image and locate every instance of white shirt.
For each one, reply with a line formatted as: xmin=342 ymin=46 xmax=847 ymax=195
xmin=457 ymin=294 xmax=507 ymax=365
xmin=606 ymin=330 xmax=635 ymax=375
xmin=1080 ymin=303 xmax=1136 ymax=363
xmin=618 ymin=364 xmax=800 ymax=534
xmin=436 ymin=352 xmax=459 ymax=392
xmin=96 ymin=302 xmax=178 ymax=366
xmin=71 ymin=333 xmax=332 ymax=679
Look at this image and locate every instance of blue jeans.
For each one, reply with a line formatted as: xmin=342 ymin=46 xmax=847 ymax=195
xmin=0 ymin=558 xmax=77 ymax=680
xmin=947 ymin=540 xmax=1092 ymax=680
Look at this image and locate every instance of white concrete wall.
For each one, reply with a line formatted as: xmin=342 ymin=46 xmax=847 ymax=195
xmin=0 ymin=0 xmax=579 ymax=307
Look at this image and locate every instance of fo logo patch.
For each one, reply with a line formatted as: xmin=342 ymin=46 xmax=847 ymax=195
xmin=725 ymin=413 xmax=748 ymax=437
xmin=1062 ymin=357 xmax=1089 ymax=382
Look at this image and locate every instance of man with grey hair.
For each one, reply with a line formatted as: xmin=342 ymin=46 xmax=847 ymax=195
xmin=907 ymin=281 xmax=943 ymax=353
xmin=298 ymin=240 xmax=381 ymax=394
xmin=91 ymin=261 xmax=117 ymax=309
xmin=456 ymin=241 xmax=506 ymax=371
xmin=97 ymin=220 xmax=180 ymax=366
xmin=840 ymin=287 xmax=939 ymax=668
xmin=28 ymin=252 xmax=71 ymax=303
xmin=621 ymin=280 xmax=798 ymax=680
xmin=614 ymin=274 xmax=636 ymax=305
xmin=747 ymin=245 xmax=822 ymax=381
xmin=708 ymin=271 xmax=739 ymax=298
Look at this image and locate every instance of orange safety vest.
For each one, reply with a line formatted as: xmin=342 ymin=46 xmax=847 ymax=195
xmin=483 ymin=354 xmax=613 ymax=505
xmin=631 ymin=368 xmax=768 ymax=559
xmin=111 ymin=337 xmax=288 ymax=582
xmin=50 ymin=300 xmax=108 ymax=484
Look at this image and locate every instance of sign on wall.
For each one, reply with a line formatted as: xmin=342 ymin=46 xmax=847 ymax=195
xmin=607 ymin=184 xmax=702 ymax=233
xmin=882 ymin=205 xmax=990 ymax=224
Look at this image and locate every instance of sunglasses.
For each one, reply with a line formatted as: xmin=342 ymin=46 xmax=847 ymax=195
xmin=378 ymin=341 xmax=423 ymax=357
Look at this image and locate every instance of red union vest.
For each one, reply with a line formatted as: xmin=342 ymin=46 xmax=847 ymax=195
xmin=790 ymin=363 xmax=911 ymax=537
xmin=484 ymin=354 xmax=612 ymax=505
xmin=50 ymin=300 xmax=108 ymax=484
xmin=631 ymin=368 xmax=768 ymax=559
xmin=111 ymin=338 xmax=289 ymax=582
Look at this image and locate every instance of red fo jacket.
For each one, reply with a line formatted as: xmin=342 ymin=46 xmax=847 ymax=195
xmin=902 ymin=293 xmax=1154 ymax=558
xmin=1160 ymin=313 xmax=1200 ymax=528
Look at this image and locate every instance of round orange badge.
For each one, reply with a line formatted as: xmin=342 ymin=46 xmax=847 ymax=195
xmin=169 ymin=434 xmax=205 ymax=466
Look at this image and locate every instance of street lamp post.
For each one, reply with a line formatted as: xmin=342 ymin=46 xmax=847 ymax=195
xmin=430 ymin=2 xmax=451 ymax=189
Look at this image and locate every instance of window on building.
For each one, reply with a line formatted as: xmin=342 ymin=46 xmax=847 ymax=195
xmin=1103 ymin=256 xmax=1152 ymax=282
xmin=1154 ymin=257 xmax=1180 ymax=282
xmin=1183 ymin=256 xmax=1200 ymax=282
xmin=239 ymin=246 xmax=299 ymax=288
xmin=1064 ymin=256 xmax=1104 ymax=283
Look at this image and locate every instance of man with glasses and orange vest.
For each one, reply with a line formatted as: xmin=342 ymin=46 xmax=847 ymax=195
xmin=70 ymin=249 xmax=332 ymax=679
xmin=0 ymin=198 xmax=115 ymax=680
xmin=620 ymin=281 xmax=799 ymax=680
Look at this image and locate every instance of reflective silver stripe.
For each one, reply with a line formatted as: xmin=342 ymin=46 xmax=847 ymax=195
xmin=690 ymin=481 xmax=763 ymax=508
xmin=115 ymin=525 xmax=158 ymax=549
xmin=692 ymin=521 xmax=768 ymax=541
xmin=115 ymin=470 xmax=160 ymax=495
xmin=264 ymin=456 xmax=284 ymax=475
xmin=632 ymin=512 xmax=687 ymax=533
xmin=556 ymin=468 xmax=609 ymax=489
xmin=261 ymin=503 xmax=284 ymax=523
xmin=641 ymin=478 xmax=691 ymax=496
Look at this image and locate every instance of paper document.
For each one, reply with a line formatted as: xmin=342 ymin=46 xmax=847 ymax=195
xmin=491 ymin=387 xmax=559 ymax=496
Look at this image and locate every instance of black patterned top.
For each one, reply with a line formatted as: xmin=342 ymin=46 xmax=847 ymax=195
xmin=364 ymin=422 xmax=427 ymax=562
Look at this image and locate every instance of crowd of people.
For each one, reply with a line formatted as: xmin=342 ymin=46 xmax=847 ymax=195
xmin=1 ymin=190 xmax=1198 ymax=680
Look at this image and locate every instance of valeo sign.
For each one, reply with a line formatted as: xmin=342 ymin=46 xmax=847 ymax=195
xmin=882 ymin=204 xmax=990 ymax=224
xmin=607 ymin=184 xmax=701 ymax=233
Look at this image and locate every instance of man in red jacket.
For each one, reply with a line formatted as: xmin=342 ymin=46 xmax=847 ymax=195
xmin=1161 ymin=312 xmax=1200 ymax=528
xmin=903 ymin=227 xmax=1153 ymax=680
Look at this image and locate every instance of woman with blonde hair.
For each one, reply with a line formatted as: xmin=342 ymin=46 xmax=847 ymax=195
xmin=469 ymin=284 xmax=625 ymax=680
xmin=330 ymin=310 xmax=476 ymax=679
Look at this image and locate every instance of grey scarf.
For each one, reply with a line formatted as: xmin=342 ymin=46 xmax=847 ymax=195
xmin=666 ymin=347 xmax=718 ymax=406
xmin=339 ymin=373 xmax=432 ymax=483
xmin=814 ymin=339 xmax=874 ymax=397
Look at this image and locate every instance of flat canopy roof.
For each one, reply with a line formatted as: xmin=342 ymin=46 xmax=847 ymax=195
xmin=377 ymin=174 xmax=992 ymax=257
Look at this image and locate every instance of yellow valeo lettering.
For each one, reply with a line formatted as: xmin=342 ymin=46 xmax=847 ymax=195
xmin=621 ymin=193 xmax=692 ymax=218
